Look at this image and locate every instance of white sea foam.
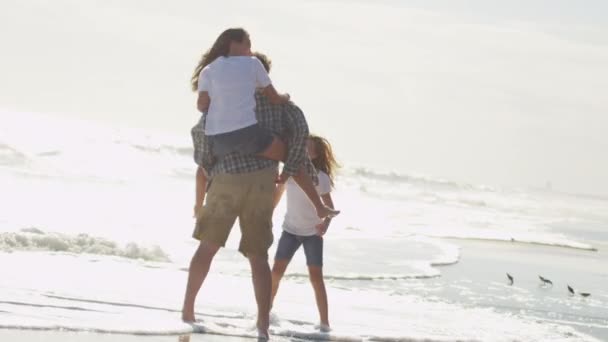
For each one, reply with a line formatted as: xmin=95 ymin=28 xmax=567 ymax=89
xmin=0 ymin=229 xmax=170 ymax=262
xmin=0 ymin=252 xmax=599 ymax=342
xmin=1 ymin=109 xmax=607 ymax=340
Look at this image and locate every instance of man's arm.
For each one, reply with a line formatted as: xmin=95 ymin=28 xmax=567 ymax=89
xmin=281 ymin=103 xmax=318 ymax=184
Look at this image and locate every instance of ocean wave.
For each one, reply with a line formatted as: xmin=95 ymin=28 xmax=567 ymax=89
xmin=0 ymin=143 xmax=28 ymax=166
xmin=345 ymin=166 xmax=494 ymax=192
xmin=432 ymin=235 xmax=597 ymax=251
xmin=284 ymin=272 xmax=440 ymax=281
xmin=0 ymin=229 xmax=170 ymax=262
xmin=36 ymin=150 xmax=62 ymax=157
xmin=124 ymin=142 xmax=192 ymax=157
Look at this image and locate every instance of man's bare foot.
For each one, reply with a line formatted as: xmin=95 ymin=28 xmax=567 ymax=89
xmin=316 ymin=323 xmax=331 ymax=332
xmin=257 ymin=329 xmax=269 ymax=341
xmin=316 ymin=205 xmax=340 ymax=219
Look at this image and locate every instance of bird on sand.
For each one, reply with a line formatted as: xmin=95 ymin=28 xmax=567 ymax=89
xmin=580 ymin=292 xmax=591 ymax=298
xmin=567 ymin=285 xmax=575 ymax=295
xmin=539 ymin=275 xmax=553 ymax=286
xmin=506 ymin=273 xmax=514 ymax=286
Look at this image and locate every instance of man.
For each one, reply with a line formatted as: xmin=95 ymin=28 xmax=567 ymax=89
xmin=182 ymin=52 xmax=316 ymax=339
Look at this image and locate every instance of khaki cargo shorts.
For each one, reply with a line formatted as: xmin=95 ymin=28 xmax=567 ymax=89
xmin=193 ymin=168 xmax=276 ymax=257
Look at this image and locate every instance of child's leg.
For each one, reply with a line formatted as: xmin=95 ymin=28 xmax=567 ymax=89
xmin=308 ymin=265 xmax=329 ymax=328
xmin=193 ymin=166 xmax=207 ymax=218
xmin=271 ymin=231 xmax=301 ymax=308
xmin=271 ymin=259 xmax=289 ymax=308
xmin=258 ymin=137 xmax=339 ymax=219
xmin=302 ymin=236 xmax=329 ymax=328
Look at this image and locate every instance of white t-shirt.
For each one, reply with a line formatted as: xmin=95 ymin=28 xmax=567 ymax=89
xmin=282 ymin=171 xmax=332 ymax=236
xmin=198 ymin=56 xmax=272 ymax=135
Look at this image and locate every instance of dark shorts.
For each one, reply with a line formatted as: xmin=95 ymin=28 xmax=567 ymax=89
xmin=208 ymin=123 xmax=274 ymax=158
xmin=274 ymin=231 xmax=323 ymax=267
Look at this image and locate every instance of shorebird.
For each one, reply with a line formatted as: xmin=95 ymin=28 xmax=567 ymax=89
xmin=506 ymin=273 xmax=514 ymax=286
xmin=539 ymin=275 xmax=553 ymax=286
xmin=580 ymin=293 xmax=591 ymax=298
xmin=567 ymin=285 xmax=575 ymax=295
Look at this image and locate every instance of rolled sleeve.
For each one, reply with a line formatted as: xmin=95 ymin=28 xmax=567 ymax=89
xmin=282 ymin=103 xmax=318 ymax=184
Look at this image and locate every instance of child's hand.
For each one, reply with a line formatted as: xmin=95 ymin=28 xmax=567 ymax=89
xmin=315 ymin=219 xmax=330 ymax=237
xmin=276 ymin=172 xmax=289 ymax=184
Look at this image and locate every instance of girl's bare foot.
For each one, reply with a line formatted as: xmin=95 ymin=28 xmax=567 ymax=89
xmin=316 ymin=205 xmax=340 ymax=219
xmin=256 ymin=317 xmax=270 ymax=340
xmin=182 ymin=309 xmax=195 ymax=323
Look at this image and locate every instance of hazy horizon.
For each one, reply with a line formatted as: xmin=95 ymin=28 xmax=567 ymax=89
xmin=1 ymin=0 xmax=607 ymax=196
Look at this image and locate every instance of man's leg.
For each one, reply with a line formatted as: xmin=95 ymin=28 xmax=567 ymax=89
xmin=182 ymin=240 xmax=220 ymax=322
xmin=184 ymin=172 xmax=242 ymax=322
xmin=248 ymin=254 xmax=272 ymax=336
xmin=238 ymin=168 xmax=278 ymax=339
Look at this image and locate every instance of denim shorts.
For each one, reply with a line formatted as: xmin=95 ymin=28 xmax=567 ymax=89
xmin=274 ymin=231 xmax=323 ymax=267
xmin=208 ymin=123 xmax=274 ymax=158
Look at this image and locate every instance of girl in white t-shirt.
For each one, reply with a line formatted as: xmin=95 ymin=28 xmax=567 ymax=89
xmin=191 ymin=28 xmax=338 ymax=219
xmin=270 ymin=135 xmax=339 ymax=332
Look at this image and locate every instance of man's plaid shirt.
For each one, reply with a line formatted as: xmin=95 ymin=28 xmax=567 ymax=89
xmin=191 ymin=92 xmax=317 ymax=183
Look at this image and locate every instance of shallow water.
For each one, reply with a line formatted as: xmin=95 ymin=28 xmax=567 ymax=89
xmin=1 ymin=110 xmax=607 ymax=341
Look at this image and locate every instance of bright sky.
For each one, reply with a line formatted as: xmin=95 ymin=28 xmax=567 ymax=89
xmin=1 ymin=0 xmax=607 ymax=196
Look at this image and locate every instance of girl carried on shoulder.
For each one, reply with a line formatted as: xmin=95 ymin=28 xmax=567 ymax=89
xmin=191 ymin=28 xmax=339 ymax=220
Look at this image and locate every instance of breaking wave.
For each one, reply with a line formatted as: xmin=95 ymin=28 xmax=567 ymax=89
xmin=0 ymin=228 xmax=170 ymax=262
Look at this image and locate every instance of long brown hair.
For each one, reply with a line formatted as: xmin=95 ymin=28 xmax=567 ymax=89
xmin=309 ymin=135 xmax=340 ymax=187
xmin=190 ymin=28 xmax=249 ymax=91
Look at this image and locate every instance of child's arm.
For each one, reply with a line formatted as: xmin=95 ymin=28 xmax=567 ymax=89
xmin=261 ymin=85 xmax=290 ymax=105
xmin=273 ymin=183 xmax=286 ymax=209
xmin=253 ymin=57 xmax=290 ymax=105
xmin=193 ymin=166 xmax=208 ymax=218
xmin=316 ymin=193 xmax=334 ymax=236
xmin=197 ymin=91 xmax=210 ymax=113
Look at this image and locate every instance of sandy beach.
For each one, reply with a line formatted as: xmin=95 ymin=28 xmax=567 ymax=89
xmin=2 ymin=0 xmax=608 ymax=340
xmin=0 ymin=330 xmax=262 ymax=342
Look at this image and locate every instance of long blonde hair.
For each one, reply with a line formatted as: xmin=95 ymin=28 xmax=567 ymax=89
xmin=190 ymin=28 xmax=249 ymax=91
xmin=309 ymin=135 xmax=340 ymax=187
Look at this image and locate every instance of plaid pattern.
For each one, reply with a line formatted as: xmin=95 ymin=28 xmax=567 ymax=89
xmin=192 ymin=92 xmax=317 ymax=183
